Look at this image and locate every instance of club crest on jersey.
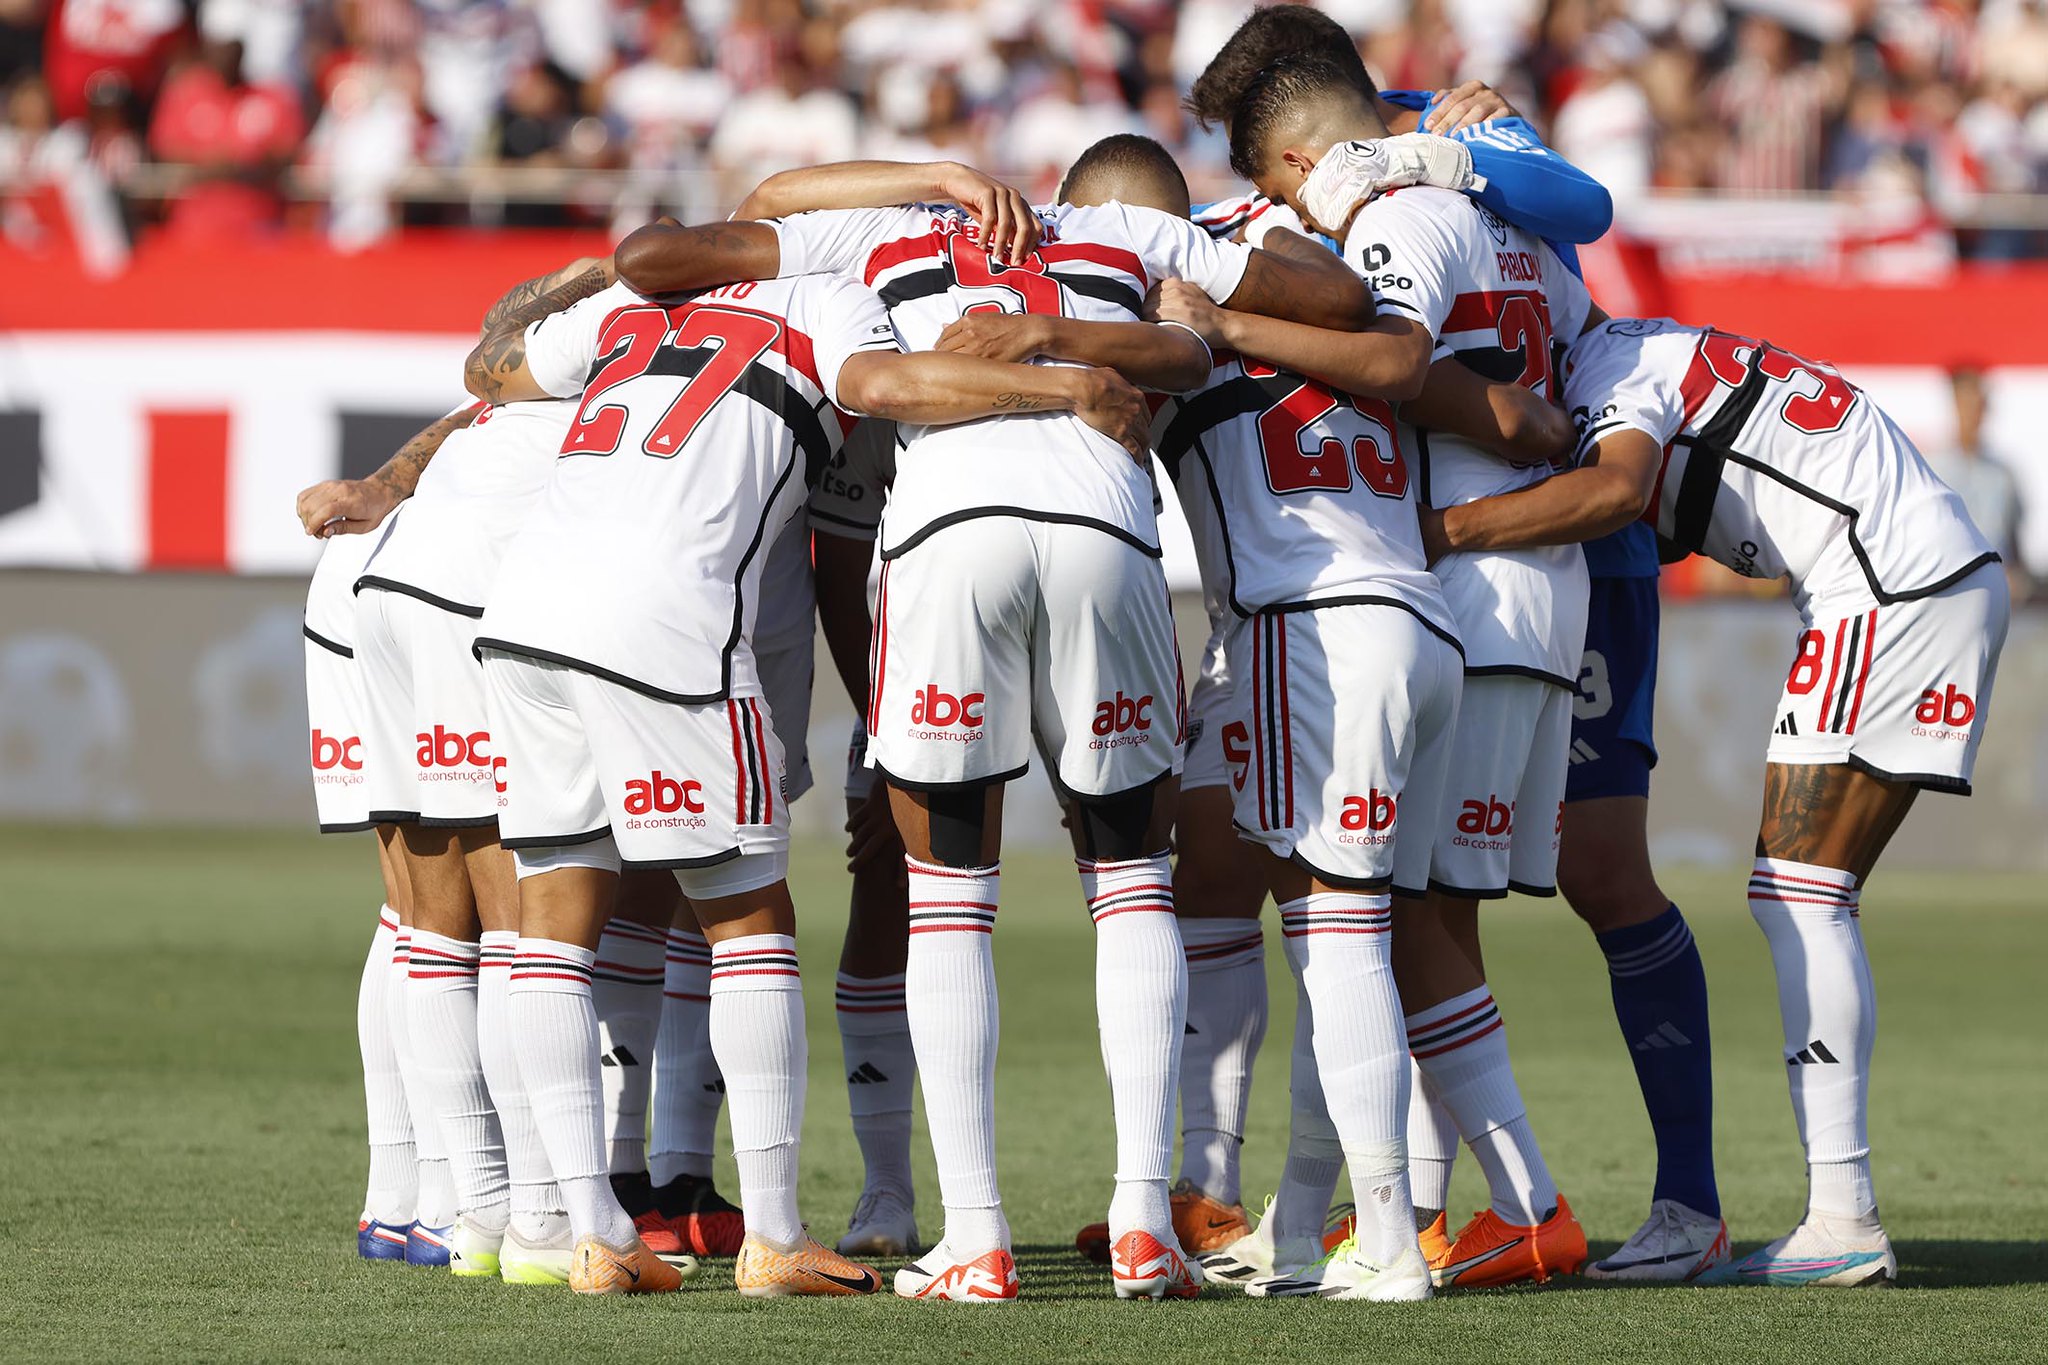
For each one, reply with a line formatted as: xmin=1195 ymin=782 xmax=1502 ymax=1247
xmin=1477 ymin=203 xmax=1509 ymax=245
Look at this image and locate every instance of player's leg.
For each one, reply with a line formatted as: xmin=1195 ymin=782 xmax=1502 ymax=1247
xmin=589 ymin=871 xmax=670 ymax=1241
xmin=868 ymin=522 xmax=1033 ymax=1303
xmin=1562 ymin=576 xmax=1724 ymax=1280
xmin=647 ymin=892 xmax=738 ymax=1256
xmin=481 ymin=649 xmax=682 ymax=1296
xmin=1397 ymin=677 xmax=1585 ymax=1288
xmin=354 ymin=830 xmax=416 ymax=1257
xmin=1711 ymin=569 xmax=2006 ymax=1287
xmin=835 ymin=731 xmax=920 ymax=1256
xmin=1035 ymin=524 xmax=1199 ymax=1301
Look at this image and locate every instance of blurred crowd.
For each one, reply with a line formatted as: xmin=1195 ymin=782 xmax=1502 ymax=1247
xmin=3 ymin=0 xmax=2048 ymax=255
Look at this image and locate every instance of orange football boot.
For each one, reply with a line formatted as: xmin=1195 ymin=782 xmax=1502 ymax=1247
xmin=569 ymin=1236 xmax=684 ymax=1296
xmin=1075 ymin=1180 xmax=1250 ymax=1264
xmin=894 ymin=1246 xmax=1020 ymax=1303
xmin=734 ymin=1234 xmax=883 ymax=1298
xmin=1417 ymin=1210 xmax=1453 ymax=1263
xmin=1110 ymin=1230 xmax=1204 ymax=1300
xmin=1428 ymin=1193 xmax=1588 ymax=1288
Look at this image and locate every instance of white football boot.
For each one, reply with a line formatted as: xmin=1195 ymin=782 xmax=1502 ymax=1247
xmin=838 ymin=1187 xmax=920 ymax=1258
xmin=1246 ymin=1235 xmax=1433 ymax=1302
xmin=1586 ymin=1200 xmax=1731 ymax=1282
xmin=1198 ymin=1199 xmax=1325 ymax=1289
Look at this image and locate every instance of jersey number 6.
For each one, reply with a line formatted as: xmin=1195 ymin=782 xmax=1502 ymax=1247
xmin=562 ymin=303 xmax=783 ymax=459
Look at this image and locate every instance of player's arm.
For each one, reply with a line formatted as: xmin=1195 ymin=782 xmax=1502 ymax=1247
xmin=294 ymin=403 xmax=482 ymax=537
xmin=1401 ymin=361 xmax=1575 ymax=466
xmin=1220 ymin=243 xmax=1374 ymax=332
xmin=479 ymin=256 xmax=606 ymax=338
xmin=1418 ymin=427 xmax=1661 ymax=562
xmin=1156 ymin=281 xmax=1432 ymax=400
xmin=835 ymin=350 xmax=1152 ymax=460
xmin=734 ymin=159 xmax=1039 ymax=263
xmin=931 ymin=312 xmax=1212 ymax=392
xmin=464 ymin=257 xmax=617 ymax=402
xmin=813 ymin=528 xmax=875 ymax=717
xmin=1456 ymin=119 xmax=1614 ymax=245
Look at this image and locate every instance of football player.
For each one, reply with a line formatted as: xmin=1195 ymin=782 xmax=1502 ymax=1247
xmin=1423 ymin=315 xmax=2007 ymax=1288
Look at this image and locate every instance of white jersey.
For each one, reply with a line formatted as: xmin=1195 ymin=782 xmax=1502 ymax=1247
xmin=771 ymin=200 xmax=1253 ymax=557
xmin=478 ymin=275 xmax=894 ymax=702
xmin=808 ymin=417 xmax=896 ymax=543
xmin=358 ymin=399 xmax=571 ymax=614
xmin=1564 ymin=317 xmax=1999 ymax=613
xmin=1347 ymin=186 xmax=1593 ymax=684
xmin=1152 ymin=350 xmax=1458 ymax=647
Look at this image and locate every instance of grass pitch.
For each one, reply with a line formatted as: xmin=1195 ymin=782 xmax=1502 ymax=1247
xmin=2 ymin=826 xmax=2043 ymax=1362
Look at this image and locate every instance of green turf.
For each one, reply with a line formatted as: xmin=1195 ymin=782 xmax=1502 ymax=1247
xmin=2 ymin=827 xmax=2043 ymax=1362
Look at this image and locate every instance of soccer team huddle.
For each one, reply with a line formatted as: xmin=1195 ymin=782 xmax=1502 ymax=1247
xmin=296 ymin=6 xmax=2010 ymax=1304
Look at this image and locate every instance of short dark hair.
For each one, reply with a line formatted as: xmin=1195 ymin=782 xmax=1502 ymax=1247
xmin=1227 ymin=51 xmax=1371 ymax=180
xmin=1187 ymin=4 xmax=1375 ymax=132
xmin=1058 ymin=133 xmax=1192 ymax=218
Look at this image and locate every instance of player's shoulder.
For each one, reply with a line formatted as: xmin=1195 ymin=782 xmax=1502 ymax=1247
xmin=1569 ymin=317 xmax=1699 ymax=373
xmin=1352 ymin=185 xmax=1477 ymax=244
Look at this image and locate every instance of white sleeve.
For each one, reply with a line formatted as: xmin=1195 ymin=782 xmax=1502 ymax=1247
xmin=1541 ymin=242 xmax=1594 ymax=346
xmin=1563 ymin=325 xmax=1686 ymax=461
xmin=521 ymin=280 xmax=640 ymax=398
xmin=804 ymin=274 xmax=903 ymax=413
xmin=1115 ymin=203 xmax=1252 ymax=302
xmin=771 ymin=206 xmax=926 ymax=281
xmin=1343 ymin=193 xmax=1460 ymax=339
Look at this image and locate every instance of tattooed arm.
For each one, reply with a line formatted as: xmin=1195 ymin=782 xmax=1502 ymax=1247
xmin=464 ymin=259 xmax=616 ymax=403
xmin=294 ymin=403 xmax=482 ymax=537
xmin=478 ymin=256 xmax=605 ymax=338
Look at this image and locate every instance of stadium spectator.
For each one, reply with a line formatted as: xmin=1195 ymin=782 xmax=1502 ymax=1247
xmin=41 ymin=0 xmax=181 ymax=123
xmin=1707 ymin=13 xmax=1843 ymax=194
xmin=1925 ymin=366 xmax=2032 ymax=603
xmin=145 ymin=36 xmax=302 ymax=239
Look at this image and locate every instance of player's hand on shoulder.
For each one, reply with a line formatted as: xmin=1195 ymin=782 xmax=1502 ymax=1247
xmin=295 ymin=478 xmax=401 ymax=537
xmin=937 ymin=161 xmax=1039 ymax=264
xmin=1424 ymin=80 xmax=1518 ymax=133
xmin=1069 ymin=366 xmax=1152 ymax=465
xmin=934 ymin=311 xmax=1048 ymax=364
xmin=1148 ymin=278 xmax=1227 ymax=345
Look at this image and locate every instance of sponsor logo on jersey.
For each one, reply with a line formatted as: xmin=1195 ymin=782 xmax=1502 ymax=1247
xmin=1336 ymin=787 xmax=1398 ymax=846
xmin=909 ymin=684 xmax=986 ymax=743
xmin=310 ymin=729 xmax=363 ymax=772
xmin=413 ymin=725 xmax=504 ymax=790
xmin=1911 ymin=684 xmax=1976 ymax=739
xmin=1451 ymin=796 xmax=1515 ymax=850
xmin=1089 ymin=691 xmax=1156 ymax=750
xmin=623 ymin=771 xmax=706 ymax=828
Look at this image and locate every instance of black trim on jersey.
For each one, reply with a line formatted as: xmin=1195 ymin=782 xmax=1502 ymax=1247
xmin=808 ymin=507 xmax=880 ymax=533
xmin=1048 ymin=271 xmax=1143 ymax=318
xmin=418 ymin=813 xmax=501 ymax=829
xmin=499 ymin=824 xmax=616 ymax=851
xmin=1392 ymin=882 xmax=1431 ymax=901
xmin=875 ymin=262 xmax=1140 ymax=319
xmin=475 ymin=639 xmax=738 ymax=707
xmin=1153 ymin=373 xmax=1304 ymax=473
xmin=1264 ymin=594 xmax=1466 ymax=659
xmin=1039 ymin=764 xmax=1171 ymax=807
xmin=1377 ymin=297 xmax=1424 ymax=317
xmin=877 ymin=267 xmax=953 ymax=311
xmin=303 ymin=624 xmax=353 ymax=659
xmin=1288 ymin=850 xmax=1395 ymax=894
xmin=1507 ymin=879 xmax=1558 ymax=898
xmin=1427 ymin=876 xmax=1511 ymax=901
xmin=354 ymin=575 xmax=486 ymax=619
xmin=367 ymin=807 xmax=423 ymax=825
xmin=879 ymin=508 xmax=1162 ymax=560
xmin=318 ymin=818 xmax=378 ymax=834
xmin=870 ymin=760 xmax=1030 ymax=794
xmin=736 ymin=698 xmax=767 ymax=825
xmin=1414 ymin=427 xmax=1433 ymax=507
xmin=1841 ymin=754 xmax=1971 ymax=797
xmin=1463 ymin=662 xmax=1577 ymax=690
xmin=625 ymin=846 xmax=745 ymax=871
xmin=1670 ymin=343 xmax=1772 ymax=553
xmin=1448 ymin=346 xmax=1521 ymax=384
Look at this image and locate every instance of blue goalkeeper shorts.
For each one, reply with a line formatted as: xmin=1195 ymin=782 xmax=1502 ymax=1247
xmin=1564 ymin=575 xmax=1660 ymax=803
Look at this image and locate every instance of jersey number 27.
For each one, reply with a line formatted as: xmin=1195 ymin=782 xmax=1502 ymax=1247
xmin=562 ymin=301 xmax=781 ymax=458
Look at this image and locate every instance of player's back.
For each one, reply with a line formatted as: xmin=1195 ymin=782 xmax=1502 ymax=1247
xmin=1564 ymin=318 xmax=1996 ymax=608
xmin=361 ymin=399 xmax=570 ymax=612
xmin=773 ymin=199 xmax=1252 ymax=557
xmin=481 ymin=273 xmax=885 ymax=702
xmin=1154 ymin=349 xmax=1457 ymax=643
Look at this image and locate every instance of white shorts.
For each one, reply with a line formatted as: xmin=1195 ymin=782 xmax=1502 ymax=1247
xmin=1430 ymin=675 xmax=1572 ymax=899
xmin=481 ymin=649 xmax=790 ymax=890
xmin=355 ymin=587 xmax=503 ymax=826
xmin=305 ymin=535 xmax=377 ymax=832
xmin=1767 ymin=563 xmax=2009 ymax=794
xmin=1227 ymin=605 xmax=1462 ymax=891
xmin=867 ymin=518 xmax=1182 ymax=796
xmin=756 ymin=634 xmax=815 ymax=805
xmin=1181 ymin=619 xmax=1233 ymax=793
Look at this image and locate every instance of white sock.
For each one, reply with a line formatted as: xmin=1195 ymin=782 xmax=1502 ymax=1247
xmin=836 ymin=971 xmax=916 ymax=1200
xmin=406 ymin=928 xmax=509 ymax=1226
xmin=1406 ymin=1058 xmax=1459 ymax=1217
xmin=1408 ymin=986 xmax=1558 ymax=1226
xmin=1274 ymin=940 xmax=1341 ymax=1248
xmin=593 ymin=917 xmax=666 ymax=1175
xmin=708 ymin=934 xmax=808 ymax=1248
xmin=1177 ymin=917 xmax=1267 ymax=1206
xmin=650 ymin=926 xmax=721 ymax=1185
xmin=1279 ymin=894 xmax=1415 ymax=1265
xmin=1081 ymin=855 xmax=1186 ymax=1241
xmin=508 ymin=938 xmax=635 ymax=1247
xmin=1748 ymin=857 xmax=1879 ymax=1225
xmin=905 ymin=856 xmax=1006 ymax=1254
xmin=478 ymin=930 xmax=563 ymax=1233
xmin=389 ymin=927 xmax=456 ymax=1227
xmin=359 ymin=907 xmax=415 ymax=1224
